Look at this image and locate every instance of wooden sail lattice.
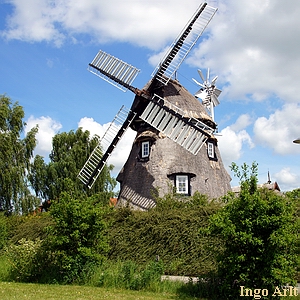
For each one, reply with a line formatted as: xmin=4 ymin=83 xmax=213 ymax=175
xmin=88 ymin=50 xmax=140 ymax=92
xmin=78 ymin=106 xmax=136 ymax=188
xmin=140 ymin=94 xmax=214 ymax=155
xmin=152 ymin=3 xmax=217 ymax=85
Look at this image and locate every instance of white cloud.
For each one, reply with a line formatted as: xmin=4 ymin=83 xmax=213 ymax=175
xmin=217 ymin=126 xmax=254 ymax=169
xmin=229 ymin=114 xmax=252 ymax=132
xmin=148 ymin=46 xmax=170 ymax=68
xmin=2 ymin=0 xmax=300 ymax=104
xmin=46 ymin=58 xmax=54 ymax=68
xmin=78 ymin=117 xmax=136 ymax=175
xmin=1 ymin=0 xmax=204 ymax=50
xmin=217 ymin=112 xmax=254 ymax=168
xmin=187 ymin=0 xmax=300 ymax=103
xmin=78 ymin=117 xmax=109 ymax=139
xmin=3 ymin=0 xmax=300 ymax=105
xmin=253 ymin=103 xmax=300 ymax=155
xmin=2 ymin=0 xmax=65 ymax=46
xmin=25 ymin=115 xmax=62 ymax=157
xmin=274 ymin=167 xmax=299 ymax=191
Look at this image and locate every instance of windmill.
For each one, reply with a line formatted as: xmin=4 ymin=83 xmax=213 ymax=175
xmin=193 ymin=68 xmax=222 ymax=121
xmin=78 ymin=2 xmax=231 ymax=210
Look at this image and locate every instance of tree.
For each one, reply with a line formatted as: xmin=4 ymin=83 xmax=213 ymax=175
xmin=29 ymin=128 xmax=116 ymax=202
xmin=28 ymin=155 xmax=48 ymax=199
xmin=210 ymin=162 xmax=298 ymax=298
xmin=0 ymin=95 xmax=38 ymax=214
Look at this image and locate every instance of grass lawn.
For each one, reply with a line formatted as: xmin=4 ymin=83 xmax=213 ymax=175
xmin=0 ymin=282 xmax=185 ymax=300
xmin=1 ymin=281 xmax=300 ymax=300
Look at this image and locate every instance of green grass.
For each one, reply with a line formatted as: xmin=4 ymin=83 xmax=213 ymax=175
xmin=0 ymin=282 xmax=299 ymax=300
xmin=0 ymin=282 xmax=184 ymax=300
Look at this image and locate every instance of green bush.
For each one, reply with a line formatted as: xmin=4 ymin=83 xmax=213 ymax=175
xmin=108 ymin=192 xmax=222 ymax=276
xmin=0 ymin=213 xmax=54 ymax=283
xmin=7 ymin=213 xmax=53 ymax=245
xmin=1 ymin=190 xmax=111 ymax=284
xmin=5 ymin=238 xmax=43 ymax=282
xmin=0 ymin=214 xmax=8 ymax=250
xmin=285 ymin=188 xmax=300 ymax=281
xmin=210 ymin=163 xmax=299 ymax=299
xmin=0 ymin=254 xmax=10 ymax=281
xmin=42 ymin=191 xmax=110 ymax=283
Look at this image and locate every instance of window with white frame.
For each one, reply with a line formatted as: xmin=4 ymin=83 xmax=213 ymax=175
xmin=175 ymin=175 xmax=189 ymax=194
xmin=141 ymin=141 xmax=150 ymax=158
xmin=207 ymin=142 xmax=214 ymax=158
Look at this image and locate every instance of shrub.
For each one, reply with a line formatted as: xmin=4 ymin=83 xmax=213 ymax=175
xmin=285 ymin=188 xmax=300 ymax=281
xmin=108 ymin=192 xmax=222 ymax=276
xmin=43 ymin=191 xmax=110 ymax=283
xmin=0 ymin=214 xmax=8 ymax=250
xmin=8 ymin=213 xmax=53 ymax=245
xmin=0 ymin=254 xmax=10 ymax=281
xmin=210 ymin=162 xmax=299 ymax=299
xmin=1 ymin=190 xmax=111 ymax=284
xmin=5 ymin=238 xmax=43 ymax=282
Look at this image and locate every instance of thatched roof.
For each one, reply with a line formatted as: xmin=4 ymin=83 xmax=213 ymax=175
xmin=117 ymin=78 xmax=231 ymax=210
xmin=130 ymin=78 xmax=216 ymax=131
xmin=163 ymin=79 xmax=214 ymax=124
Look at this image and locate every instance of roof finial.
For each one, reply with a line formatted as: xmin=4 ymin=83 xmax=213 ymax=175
xmin=267 ymin=170 xmax=271 ymax=184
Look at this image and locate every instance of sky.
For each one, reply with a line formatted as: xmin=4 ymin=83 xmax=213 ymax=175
xmin=1 ymin=0 xmax=300 ymax=191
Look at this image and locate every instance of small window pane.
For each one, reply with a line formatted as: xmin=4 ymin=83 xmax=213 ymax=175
xmin=176 ymin=175 xmax=188 ymax=194
xmin=142 ymin=141 xmax=150 ymax=158
xmin=208 ymin=142 xmax=214 ymax=158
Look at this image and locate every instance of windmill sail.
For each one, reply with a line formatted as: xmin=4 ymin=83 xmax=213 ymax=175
xmin=152 ymin=3 xmax=217 ymax=85
xmin=78 ymin=106 xmax=136 ymax=188
xmin=140 ymin=94 xmax=214 ymax=155
xmin=88 ymin=50 xmax=140 ymax=92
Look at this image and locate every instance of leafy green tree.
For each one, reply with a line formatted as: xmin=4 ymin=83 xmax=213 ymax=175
xmin=29 ymin=128 xmax=116 ymax=202
xmin=28 ymin=155 xmax=48 ymax=199
xmin=210 ymin=162 xmax=298 ymax=298
xmin=0 ymin=95 xmax=38 ymax=214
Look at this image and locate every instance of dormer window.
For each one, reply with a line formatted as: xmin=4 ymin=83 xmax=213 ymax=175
xmin=207 ymin=142 xmax=214 ymax=159
xmin=168 ymin=173 xmax=195 ymax=196
xmin=141 ymin=141 xmax=150 ymax=158
xmin=175 ymin=175 xmax=189 ymax=195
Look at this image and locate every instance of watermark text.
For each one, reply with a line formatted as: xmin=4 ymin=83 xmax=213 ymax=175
xmin=240 ymin=285 xmax=298 ymax=299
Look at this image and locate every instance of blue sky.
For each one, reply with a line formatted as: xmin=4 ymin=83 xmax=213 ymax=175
xmin=1 ymin=0 xmax=300 ymax=191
